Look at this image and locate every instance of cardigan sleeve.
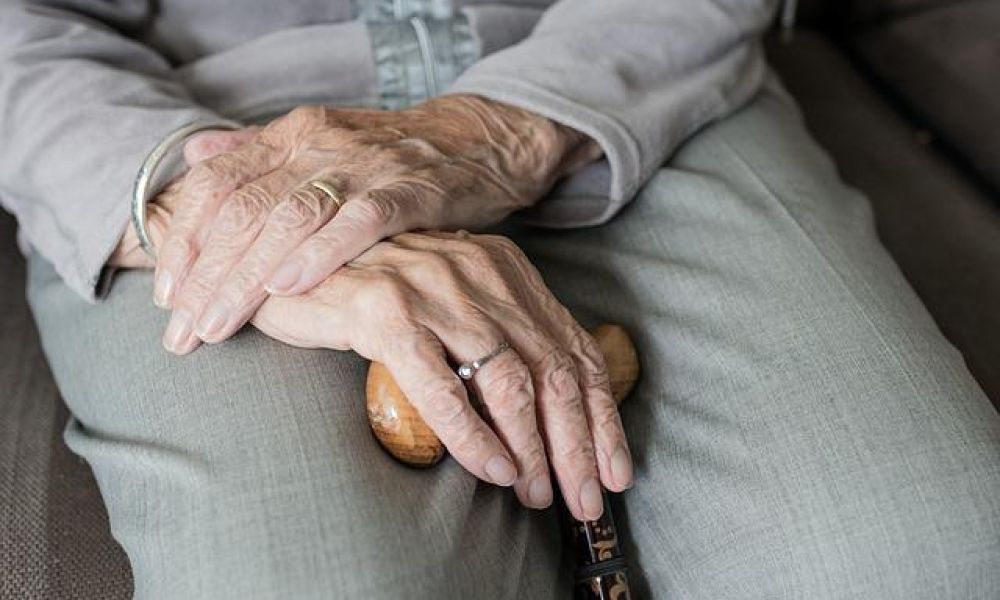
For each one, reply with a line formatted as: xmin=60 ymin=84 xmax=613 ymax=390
xmin=0 ymin=2 xmax=224 ymax=301
xmin=450 ymin=0 xmax=779 ymax=227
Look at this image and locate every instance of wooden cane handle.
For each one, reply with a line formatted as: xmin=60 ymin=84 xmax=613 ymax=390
xmin=365 ymin=324 xmax=639 ymax=467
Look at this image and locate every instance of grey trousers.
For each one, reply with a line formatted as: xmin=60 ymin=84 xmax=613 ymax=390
xmin=27 ymin=77 xmax=1000 ymax=599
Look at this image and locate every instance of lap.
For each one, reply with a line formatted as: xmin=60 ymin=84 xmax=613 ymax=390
xmin=27 ymin=75 xmax=1000 ymax=599
xmin=503 ymin=74 xmax=1000 ymax=597
xmin=27 ymin=258 xmax=564 ymax=599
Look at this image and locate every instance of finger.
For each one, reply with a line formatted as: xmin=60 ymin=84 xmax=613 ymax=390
xmin=194 ymin=179 xmax=342 ymax=343
xmin=509 ymin=327 xmax=604 ymax=522
xmin=162 ymin=168 xmax=299 ymax=354
xmin=108 ymin=203 xmax=171 ymax=270
xmin=433 ymin=316 xmax=553 ymax=510
xmin=560 ymin=322 xmax=633 ymax=493
xmin=496 ymin=234 xmax=632 ymax=492
xmin=183 ymin=127 xmax=261 ymax=165
xmin=384 ymin=328 xmax=518 ymax=487
xmin=389 ymin=231 xmax=604 ymax=518
xmin=265 ymin=187 xmax=418 ymax=296
xmin=154 ymin=138 xmax=288 ymax=308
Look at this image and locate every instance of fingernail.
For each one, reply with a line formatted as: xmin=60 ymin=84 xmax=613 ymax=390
xmin=163 ymin=310 xmax=193 ymax=353
xmin=196 ymin=303 xmax=230 ymax=340
xmin=154 ymin=271 xmax=173 ymax=308
xmin=579 ymin=478 xmax=604 ymax=521
xmin=173 ymin=332 xmax=201 ymax=355
xmin=266 ymin=262 xmax=303 ymax=294
xmin=528 ymin=476 xmax=553 ymax=508
xmin=484 ymin=455 xmax=517 ymax=486
xmin=611 ymin=445 xmax=634 ymax=490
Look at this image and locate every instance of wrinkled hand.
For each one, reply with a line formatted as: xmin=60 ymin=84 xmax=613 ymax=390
xmin=253 ymin=231 xmax=632 ymax=521
xmin=151 ymin=95 xmax=601 ymax=355
xmin=108 ymin=127 xmax=259 ymax=269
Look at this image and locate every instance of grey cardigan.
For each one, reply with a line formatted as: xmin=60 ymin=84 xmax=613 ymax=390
xmin=0 ymin=0 xmax=776 ymax=301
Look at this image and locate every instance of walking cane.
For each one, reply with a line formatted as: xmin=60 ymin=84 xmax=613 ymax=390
xmin=366 ymin=324 xmax=639 ymax=599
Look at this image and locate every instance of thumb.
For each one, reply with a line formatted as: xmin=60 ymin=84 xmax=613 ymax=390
xmin=183 ymin=126 xmax=261 ymax=165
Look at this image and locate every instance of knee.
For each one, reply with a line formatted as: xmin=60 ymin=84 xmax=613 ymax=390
xmin=690 ymin=482 xmax=1000 ymax=599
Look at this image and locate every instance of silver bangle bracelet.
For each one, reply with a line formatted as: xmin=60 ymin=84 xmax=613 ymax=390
xmin=130 ymin=119 xmax=242 ymax=259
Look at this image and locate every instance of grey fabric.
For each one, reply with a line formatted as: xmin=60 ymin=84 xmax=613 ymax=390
xmin=850 ymin=0 xmax=1000 ymax=194
xmin=24 ymin=76 xmax=1000 ymax=599
xmin=0 ymin=213 xmax=131 ymax=599
xmin=0 ymin=0 xmax=776 ymax=302
xmin=0 ymin=3 xmax=222 ymax=303
xmin=369 ymin=16 xmax=478 ymax=110
xmin=177 ymin=20 xmax=378 ymax=122
xmin=767 ymin=31 xmax=1000 ymax=406
xmin=450 ymin=0 xmax=776 ymax=229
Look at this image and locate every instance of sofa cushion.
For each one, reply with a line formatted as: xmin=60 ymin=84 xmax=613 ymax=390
xmin=847 ymin=0 xmax=967 ymax=24
xmin=0 ymin=213 xmax=132 ymax=599
xmin=851 ymin=0 xmax=1000 ymax=192
xmin=795 ymin=0 xmax=967 ymax=28
xmin=767 ymin=31 xmax=1000 ymax=407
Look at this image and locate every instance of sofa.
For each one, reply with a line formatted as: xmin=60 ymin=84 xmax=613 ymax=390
xmin=2 ymin=1 xmax=998 ymax=597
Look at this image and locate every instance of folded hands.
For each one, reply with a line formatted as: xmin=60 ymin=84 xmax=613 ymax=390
xmin=109 ymin=95 xmax=629 ymax=520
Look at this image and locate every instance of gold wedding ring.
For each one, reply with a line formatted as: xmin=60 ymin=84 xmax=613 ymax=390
xmin=308 ymin=179 xmax=345 ymax=209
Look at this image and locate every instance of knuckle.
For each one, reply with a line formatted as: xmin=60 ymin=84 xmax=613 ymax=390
xmin=160 ymin=235 xmax=194 ymax=266
xmin=295 ymin=236 xmax=336 ymax=265
xmin=184 ymin=164 xmax=229 ymax=201
xmin=456 ymin=239 xmax=493 ymax=264
xmin=187 ymin=161 xmax=223 ymax=186
xmin=359 ymin=277 xmax=412 ymax=319
xmin=176 ymin=274 xmax=215 ymax=306
xmin=451 ymin=426 xmax=491 ymax=459
xmin=490 ymin=388 xmax=534 ymax=425
xmin=375 ymin=144 xmax=409 ymax=167
xmin=539 ymin=349 xmax=581 ymax=406
xmin=215 ymin=188 xmax=268 ymax=235
xmin=520 ymin=442 xmax=549 ymax=473
xmin=197 ymin=154 xmax=248 ymax=188
xmin=484 ymin=369 xmax=533 ymax=412
xmin=593 ymin=405 xmax=623 ymax=435
xmin=422 ymin=379 xmax=471 ymax=427
xmin=580 ymin=365 xmax=612 ymax=397
xmin=351 ymin=190 xmax=401 ymax=230
xmin=481 ymin=234 xmax=527 ymax=264
xmin=271 ymin=190 xmax=325 ymax=231
xmin=410 ymin=251 xmax=453 ymax=281
xmin=221 ymin=267 xmax=263 ymax=304
xmin=569 ymin=330 xmax=611 ymax=391
xmin=558 ymin=439 xmax=598 ymax=468
xmin=449 ymin=240 xmax=502 ymax=280
xmin=284 ymin=105 xmax=326 ymax=130
xmin=393 ymin=137 xmax=446 ymax=162
xmin=481 ymin=234 xmax=521 ymax=255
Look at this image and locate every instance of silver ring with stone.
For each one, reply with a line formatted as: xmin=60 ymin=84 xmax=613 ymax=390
xmin=457 ymin=341 xmax=511 ymax=380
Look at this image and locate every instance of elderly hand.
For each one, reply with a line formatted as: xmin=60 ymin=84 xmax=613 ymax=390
xmin=151 ymin=95 xmax=601 ymax=354
xmin=251 ymin=230 xmax=632 ymax=521
xmin=109 ymin=127 xmax=259 ymax=269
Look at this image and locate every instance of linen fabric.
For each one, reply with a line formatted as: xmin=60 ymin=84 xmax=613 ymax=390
xmin=25 ymin=75 xmax=1000 ymax=599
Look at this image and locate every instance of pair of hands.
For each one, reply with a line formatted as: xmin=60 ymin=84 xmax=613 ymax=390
xmin=111 ymin=94 xmax=630 ymax=521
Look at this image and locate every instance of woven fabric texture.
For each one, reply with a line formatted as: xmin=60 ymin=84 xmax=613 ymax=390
xmin=0 ymin=214 xmax=131 ymax=599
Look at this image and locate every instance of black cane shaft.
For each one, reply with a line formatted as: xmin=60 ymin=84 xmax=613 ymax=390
xmin=569 ymin=491 xmax=631 ymax=600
